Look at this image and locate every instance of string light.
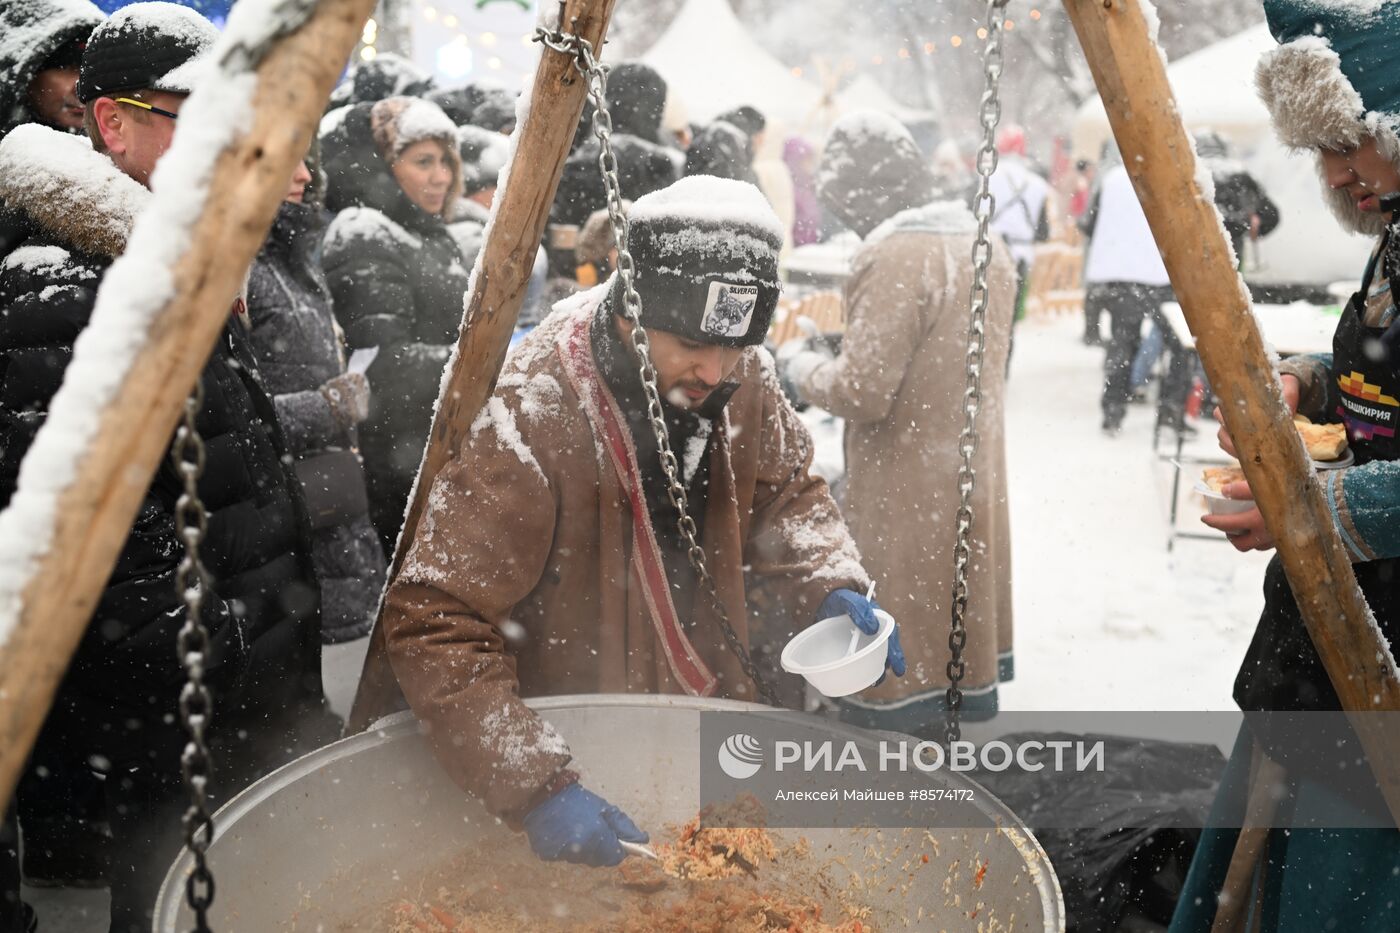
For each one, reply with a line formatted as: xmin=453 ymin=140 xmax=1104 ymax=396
xmin=1004 ymin=19 xmax=1015 ymax=30
xmin=487 ymin=56 xmax=503 ymax=69
xmin=897 ymin=47 xmax=910 ymax=59
xmin=923 ymin=41 xmax=935 ymax=53
xmin=791 ymin=66 xmax=804 ymax=78
xmin=977 ymin=27 xmax=988 ymax=39
xmin=950 ymin=35 xmax=963 ymax=47
xmin=422 ymin=6 xmax=435 ymax=19
xmin=871 ymin=54 xmax=883 ymax=65
xmin=443 ymin=13 xmax=458 ymax=27
xmin=360 ymin=45 xmax=377 ymax=61
xmin=479 ymin=31 xmax=498 ymax=47
xmin=1030 ymin=8 xmax=1042 ymax=19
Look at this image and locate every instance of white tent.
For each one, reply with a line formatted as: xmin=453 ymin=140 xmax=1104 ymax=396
xmin=1072 ymin=23 xmax=1368 ymax=286
xmin=642 ymin=0 xmax=825 ymax=129
xmin=834 ymin=73 xmax=936 ymax=126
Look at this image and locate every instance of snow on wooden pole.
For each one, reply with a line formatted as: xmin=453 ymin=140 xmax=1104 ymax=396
xmin=346 ymin=0 xmax=619 ymax=732
xmin=1062 ymin=0 xmax=1400 ymax=821
xmin=0 ymin=0 xmax=377 ymax=808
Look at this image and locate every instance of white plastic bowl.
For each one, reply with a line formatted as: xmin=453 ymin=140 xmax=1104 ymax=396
xmin=1193 ymin=480 xmax=1257 ymax=516
xmin=781 ymin=609 xmax=895 ymax=698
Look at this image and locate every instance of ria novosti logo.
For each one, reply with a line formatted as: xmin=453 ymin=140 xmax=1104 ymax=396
xmin=714 ymin=733 xmax=1107 ymax=778
xmin=717 ymin=733 xmax=764 ymax=779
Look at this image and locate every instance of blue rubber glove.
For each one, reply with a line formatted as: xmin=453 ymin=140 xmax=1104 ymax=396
xmin=522 ymin=782 xmax=648 ymax=867
xmin=817 ymin=588 xmax=906 ymax=678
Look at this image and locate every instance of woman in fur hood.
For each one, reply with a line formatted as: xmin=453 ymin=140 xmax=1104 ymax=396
xmin=1174 ymin=2 xmax=1400 ymax=930
xmin=320 ymin=96 xmax=471 ymax=549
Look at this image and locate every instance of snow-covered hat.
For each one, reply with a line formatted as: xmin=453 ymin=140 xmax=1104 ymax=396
xmin=618 ymin=175 xmax=782 ymax=347
xmin=75 ymin=2 xmax=215 ymax=102
xmin=1257 ymin=0 xmax=1400 ymax=159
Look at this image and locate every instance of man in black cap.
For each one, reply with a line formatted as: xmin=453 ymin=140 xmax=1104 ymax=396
xmin=378 ymin=176 xmax=903 ymax=869
xmin=0 ymin=4 xmax=335 ymax=929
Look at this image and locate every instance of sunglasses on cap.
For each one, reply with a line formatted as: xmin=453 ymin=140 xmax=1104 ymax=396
xmin=114 ymin=97 xmax=179 ymax=120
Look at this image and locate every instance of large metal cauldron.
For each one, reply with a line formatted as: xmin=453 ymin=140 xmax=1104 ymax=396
xmin=156 ymin=696 xmax=1064 ymax=931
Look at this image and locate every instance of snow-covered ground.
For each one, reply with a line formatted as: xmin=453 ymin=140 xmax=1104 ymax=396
xmin=999 ymin=314 xmax=1269 ymax=712
xmin=26 ymin=312 xmax=1274 ymax=931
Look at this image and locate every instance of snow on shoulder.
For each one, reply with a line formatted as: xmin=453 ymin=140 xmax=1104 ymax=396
xmin=629 ymin=175 xmax=784 ymax=244
xmin=1308 ymin=0 xmax=1391 ymax=18
xmin=868 ymin=200 xmax=977 ymax=244
xmin=0 ymin=124 xmax=151 ymax=259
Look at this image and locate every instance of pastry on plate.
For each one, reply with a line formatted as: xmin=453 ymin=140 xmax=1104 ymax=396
xmin=1296 ymin=420 xmax=1348 ymax=461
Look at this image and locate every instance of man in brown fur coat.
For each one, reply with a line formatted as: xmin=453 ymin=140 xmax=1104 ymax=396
xmin=382 ymin=176 xmax=904 ymax=868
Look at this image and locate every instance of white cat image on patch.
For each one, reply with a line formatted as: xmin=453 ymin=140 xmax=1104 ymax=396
xmin=700 ymin=281 xmax=759 ymax=338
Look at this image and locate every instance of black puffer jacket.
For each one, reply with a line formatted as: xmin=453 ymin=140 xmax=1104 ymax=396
xmin=321 ymin=103 xmax=471 ymax=548
xmin=247 ymin=200 xmax=386 ymax=643
xmin=0 ymin=125 xmax=333 ymax=748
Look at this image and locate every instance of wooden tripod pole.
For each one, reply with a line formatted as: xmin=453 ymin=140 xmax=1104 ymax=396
xmin=0 ymin=0 xmax=377 ymax=809
xmin=1061 ymin=0 xmax=1400 ymax=822
xmin=347 ymin=0 xmax=618 ymax=732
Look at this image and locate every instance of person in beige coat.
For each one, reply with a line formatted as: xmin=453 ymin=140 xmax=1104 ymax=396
xmin=782 ymin=111 xmax=1016 ymax=737
xmin=381 ymin=177 xmax=904 ymax=869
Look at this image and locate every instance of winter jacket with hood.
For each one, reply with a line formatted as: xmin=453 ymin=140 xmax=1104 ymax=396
xmin=0 ymin=124 xmax=333 ymax=747
xmin=797 ymin=111 xmax=1016 ymax=728
xmin=0 ymin=0 xmax=102 ymax=139
xmin=247 ymin=200 xmax=387 ymax=643
xmin=321 ymin=99 xmax=471 ymax=548
xmin=790 ymin=203 xmax=1017 ymax=723
xmin=381 ymin=287 xmax=867 ymax=819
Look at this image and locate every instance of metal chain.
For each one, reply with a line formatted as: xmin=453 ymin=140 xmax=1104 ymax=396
xmin=947 ymin=0 xmax=1011 ymax=746
xmin=173 ymin=383 xmax=216 ymax=931
xmin=535 ymin=25 xmax=780 ymax=706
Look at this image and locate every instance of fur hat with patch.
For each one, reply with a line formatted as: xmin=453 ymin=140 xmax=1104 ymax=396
xmin=1258 ymin=0 xmax=1400 ymax=232
xmin=612 ymin=175 xmax=782 ymax=347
